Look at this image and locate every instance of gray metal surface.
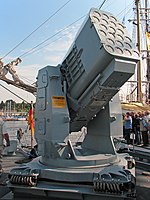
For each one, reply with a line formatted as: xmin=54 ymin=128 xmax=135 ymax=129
xmin=121 ymin=145 xmax=150 ymax=172
xmin=61 ymin=9 xmax=139 ymax=132
xmin=61 ymin=9 xmax=139 ymax=100
xmin=1 ymin=160 xmax=150 ymax=199
xmin=8 ymin=8 xmax=140 ymax=200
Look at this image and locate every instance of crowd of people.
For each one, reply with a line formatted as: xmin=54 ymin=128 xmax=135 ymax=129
xmin=123 ymin=111 xmax=150 ymax=146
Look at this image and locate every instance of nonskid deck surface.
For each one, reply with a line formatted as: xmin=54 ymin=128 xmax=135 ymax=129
xmin=0 ymin=145 xmax=150 ymax=200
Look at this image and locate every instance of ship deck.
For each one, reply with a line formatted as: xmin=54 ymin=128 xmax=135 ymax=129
xmin=0 ymin=144 xmax=150 ymax=200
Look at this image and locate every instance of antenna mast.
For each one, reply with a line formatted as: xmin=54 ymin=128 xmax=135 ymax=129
xmin=135 ymin=0 xmax=143 ymax=102
xmin=145 ymin=0 xmax=150 ymax=102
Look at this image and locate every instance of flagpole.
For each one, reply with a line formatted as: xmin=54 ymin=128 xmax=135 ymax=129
xmin=30 ymin=101 xmax=34 ymax=148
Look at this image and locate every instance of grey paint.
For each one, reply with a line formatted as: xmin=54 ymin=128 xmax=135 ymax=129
xmin=9 ymin=8 xmax=139 ymax=199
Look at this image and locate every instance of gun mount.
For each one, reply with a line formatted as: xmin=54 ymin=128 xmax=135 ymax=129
xmin=8 ymin=8 xmax=139 ymax=200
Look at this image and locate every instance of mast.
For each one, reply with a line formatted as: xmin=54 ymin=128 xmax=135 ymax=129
xmin=145 ymin=0 xmax=150 ymax=102
xmin=135 ymin=0 xmax=143 ymax=103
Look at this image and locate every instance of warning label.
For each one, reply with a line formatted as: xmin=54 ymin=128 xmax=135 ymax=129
xmin=52 ymin=96 xmax=66 ymax=108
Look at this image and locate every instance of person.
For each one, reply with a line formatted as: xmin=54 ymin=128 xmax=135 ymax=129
xmin=122 ymin=113 xmax=126 ymax=139
xmin=0 ymin=118 xmax=10 ymax=173
xmin=2 ymin=133 xmax=10 ymax=147
xmin=144 ymin=111 xmax=150 ymax=146
xmin=29 ymin=144 xmax=38 ymax=159
xmin=132 ymin=113 xmax=141 ymax=145
xmin=140 ymin=112 xmax=149 ymax=146
xmin=17 ymin=128 xmax=23 ymax=143
xmin=124 ymin=112 xmax=132 ymax=144
xmin=142 ymin=112 xmax=150 ymax=146
xmin=0 ymin=118 xmax=10 ymax=147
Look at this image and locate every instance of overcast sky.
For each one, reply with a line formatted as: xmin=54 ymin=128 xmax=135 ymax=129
xmin=0 ymin=0 xmax=134 ymax=103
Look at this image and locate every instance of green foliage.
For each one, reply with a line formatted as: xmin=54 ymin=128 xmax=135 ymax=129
xmin=0 ymin=100 xmax=31 ymax=113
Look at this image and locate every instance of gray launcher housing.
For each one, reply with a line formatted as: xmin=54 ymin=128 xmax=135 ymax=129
xmin=61 ymin=8 xmax=139 ymax=131
xmin=9 ymin=8 xmax=139 ymax=200
xmin=35 ymin=8 xmax=139 ymax=156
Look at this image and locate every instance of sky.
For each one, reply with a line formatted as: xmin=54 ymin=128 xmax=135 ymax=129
xmin=0 ymin=0 xmax=135 ymax=103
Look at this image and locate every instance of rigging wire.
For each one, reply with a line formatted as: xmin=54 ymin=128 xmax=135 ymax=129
xmin=116 ymin=1 xmax=134 ymax=19
xmin=18 ymin=15 xmax=86 ymax=58
xmin=13 ymin=1 xmax=111 ymax=97
xmin=1 ymin=0 xmax=72 ymax=60
xmin=99 ymin=0 xmax=108 ymax=9
xmin=22 ymin=33 xmax=67 ymax=58
xmin=18 ymin=0 xmax=112 ymax=59
xmin=101 ymin=0 xmax=113 ymax=10
xmin=18 ymin=75 xmax=35 ymax=84
xmin=123 ymin=7 xmax=135 ymax=24
xmin=0 ymin=83 xmax=30 ymax=104
xmin=0 ymin=0 xmax=134 ymax=102
xmin=2 ymin=0 xmax=129 ymax=60
xmin=0 ymin=0 xmax=110 ymax=98
xmin=1 ymin=0 xmax=133 ymax=61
